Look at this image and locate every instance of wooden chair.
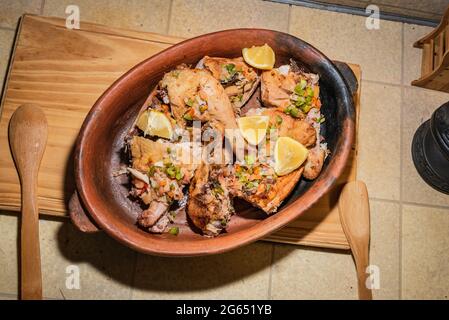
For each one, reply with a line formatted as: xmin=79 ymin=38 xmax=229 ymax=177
xmin=412 ymin=6 xmax=449 ymax=92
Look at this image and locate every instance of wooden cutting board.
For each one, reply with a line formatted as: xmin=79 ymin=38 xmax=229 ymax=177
xmin=0 ymin=15 xmax=361 ymax=250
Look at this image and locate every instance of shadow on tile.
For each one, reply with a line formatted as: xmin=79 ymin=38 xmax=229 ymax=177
xmin=53 ymin=222 xmax=135 ymax=289
xmin=52 ymin=221 xmax=298 ymax=299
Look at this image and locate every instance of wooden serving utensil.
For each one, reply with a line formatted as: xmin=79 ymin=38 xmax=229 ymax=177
xmin=9 ymin=104 xmax=48 ymax=300
xmin=338 ymin=180 xmax=373 ymax=300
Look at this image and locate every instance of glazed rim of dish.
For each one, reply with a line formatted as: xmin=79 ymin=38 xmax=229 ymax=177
xmin=75 ymin=29 xmax=355 ymax=256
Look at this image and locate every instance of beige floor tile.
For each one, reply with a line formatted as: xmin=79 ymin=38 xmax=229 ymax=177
xmin=43 ymin=0 xmax=171 ymax=34
xmin=0 ymin=0 xmax=42 ymax=29
xmin=40 ymin=220 xmax=135 ymax=299
xmin=369 ymin=199 xmax=400 ymax=299
xmin=358 ymin=81 xmax=401 ymax=200
xmin=289 ymin=6 xmax=402 ymax=84
xmin=0 ymin=214 xmax=136 ymax=299
xmin=271 ymin=245 xmax=357 ymax=299
xmin=131 ymin=242 xmax=272 ymax=299
xmin=0 ymin=214 xmax=19 ymax=295
xmin=270 ymin=199 xmax=400 ymax=300
xmin=402 ymin=86 xmax=449 ymax=207
xmin=168 ymin=0 xmax=289 ymax=38
xmin=403 ymin=23 xmax=433 ymax=86
xmin=402 ymin=204 xmax=449 ymax=299
xmin=0 ymin=29 xmax=15 ymax=89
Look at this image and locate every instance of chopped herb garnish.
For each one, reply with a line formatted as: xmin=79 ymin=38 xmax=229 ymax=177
xmin=165 ymin=165 xmax=176 ymax=178
xmin=183 ymin=113 xmax=193 ymax=121
xmin=306 ymin=87 xmax=314 ymax=97
xmin=148 ymin=166 xmax=157 ymax=177
xmin=221 ymin=219 xmax=227 ymax=226
xmin=166 ymin=147 xmax=172 ymax=154
xmin=185 ymin=98 xmax=194 ymax=107
xmin=168 ymin=226 xmax=179 ymax=236
xmin=199 ymin=104 xmax=208 ymax=113
xmin=224 ymin=63 xmax=236 ymax=76
xmin=306 ymin=95 xmax=313 ymax=104
xmin=315 ymin=116 xmax=326 ymax=124
xmin=294 ymin=96 xmax=306 ymax=107
xmin=300 ymin=104 xmax=312 ymax=113
xmin=244 ymin=154 xmax=255 ymax=166
xmin=276 ymin=115 xmax=283 ymax=125
xmin=175 ymin=170 xmax=184 ymax=181
xmin=289 ymin=106 xmax=300 ymax=118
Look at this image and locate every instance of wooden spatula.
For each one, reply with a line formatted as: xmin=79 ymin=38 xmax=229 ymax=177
xmin=9 ymin=104 xmax=48 ymax=300
xmin=338 ymin=180 xmax=373 ymax=300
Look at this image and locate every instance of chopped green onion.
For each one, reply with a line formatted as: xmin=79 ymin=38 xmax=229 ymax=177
xmin=168 ymin=226 xmax=179 ymax=235
xmin=185 ymin=98 xmax=194 ymax=107
xmin=315 ymin=116 xmax=326 ymax=124
xmin=289 ymin=106 xmax=300 ymax=118
xmin=276 ymin=115 xmax=283 ymax=125
xmin=300 ymin=104 xmax=313 ymax=113
xmin=306 ymin=96 xmax=312 ymax=104
xmin=244 ymin=154 xmax=255 ymax=166
xmin=306 ymin=87 xmax=314 ymax=97
xmin=183 ymin=113 xmax=193 ymax=121
xmin=175 ymin=170 xmax=184 ymax=181
xmin=295 ymin=96 xmax=306 ymax=106
xmin=224 ymin=63 xmax=236 ymax=75
xmin=148 ymin=166 xmax=157 ymax=177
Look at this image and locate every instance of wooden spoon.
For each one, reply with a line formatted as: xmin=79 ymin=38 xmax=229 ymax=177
xmin=9 ymin=104 xmax=48 ymax=300
xmin=338 ymin=180 xmax=373 ymax=300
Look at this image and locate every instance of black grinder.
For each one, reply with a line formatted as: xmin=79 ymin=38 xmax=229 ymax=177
xmin=412 ymin=102 xmax=449 ymax=194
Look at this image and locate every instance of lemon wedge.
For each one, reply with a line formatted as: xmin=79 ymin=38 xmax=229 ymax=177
xmin=136 ymin=110 xmax=173 ymax=140
xmin=274 ymin=136 xmax=309 ymax=176
xmin=237 ymin=115 xmax=270 ymax=145
xmin=242 ymin=44 xmax=275 ymax=70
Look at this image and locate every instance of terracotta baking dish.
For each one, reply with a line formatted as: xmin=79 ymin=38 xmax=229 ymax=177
xmin=74 ymin=29 xmax=355 ymax=256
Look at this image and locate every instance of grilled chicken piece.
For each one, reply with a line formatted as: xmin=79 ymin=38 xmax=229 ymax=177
xmin=129 ymin=136 xmax=200 ymax=233
xmin=137 ymin=201 xmax=169 ymax=228
xmin=129 ymin=136 xmax=167 ymax=172
xmin=303 ymin=147 xmax=325 ymax=180
xmin=187 ymin=164 xmax=234 ymax=236
xmin=160 ymin=67 xmax=246 ymax=160
xmin=261 ymin=68 xmax=300 ymax=109
xmin=197 ymin=56 xmax=260 ymax=114
xmin=303 ymin=107 xmax=328 ymax=180
xmin=228 ymin=161 xmax=304 ymax=214
xmin=262 ymin=109 xmax=316 ymax=147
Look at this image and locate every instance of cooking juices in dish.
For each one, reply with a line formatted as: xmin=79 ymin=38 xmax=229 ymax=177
xmin=120 ymin=44 xmax=329 ymax=237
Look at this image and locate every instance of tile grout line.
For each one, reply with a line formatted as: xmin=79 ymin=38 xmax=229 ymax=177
xmin=401 ymin=201 xmax=449 ymax=211
xmin=40 ymin=0 xmax=46 ymax=15
xmin=398 ymin=21 xmax=405 ymax=300
xmin=369 ymin=197 xmax=401 ymax=204
xmin=267 ymin=243 xmax=275 ymax=299
xmin=0 ymin=26 xmax=15 ymax=31
xmin=362 ymin=79 xmax=403 ymax=88
xmin=165 ymin=0 xmax=174 ymax=36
